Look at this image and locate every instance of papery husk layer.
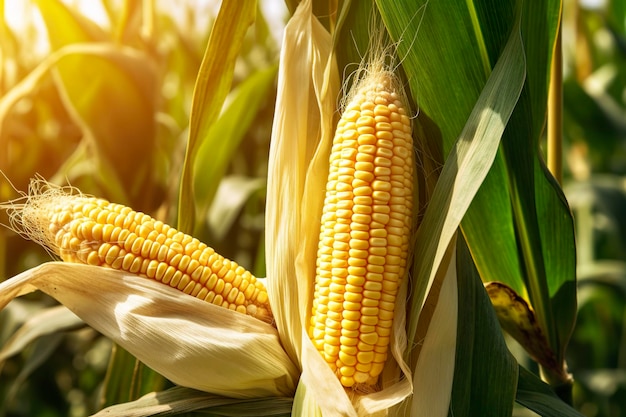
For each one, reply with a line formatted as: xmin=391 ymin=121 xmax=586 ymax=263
xmin=265 ymin=0 xmax=337 ymax=367
xmin=0 ymin=262 xmax=299 ymax=398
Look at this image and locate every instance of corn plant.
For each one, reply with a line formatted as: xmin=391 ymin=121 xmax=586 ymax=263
xmin=0 ymin=0 xmax=603 ymax=415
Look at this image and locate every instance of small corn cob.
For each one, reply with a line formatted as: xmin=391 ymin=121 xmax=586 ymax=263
xmin=309 ymin=69 xmax=414 ymax=389
xmin=6 ymin=184 xmax=272 ymax=324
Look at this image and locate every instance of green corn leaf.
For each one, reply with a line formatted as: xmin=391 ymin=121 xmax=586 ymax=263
xmin=334 ymin=0 xmax=372 ymax=75
xmin=377 ymin=0 xmax=527 ymax=306
xmin=377 ymin=0 xmax=576 ymax=394
xmin=498 ymin=0 xmax=576 ymax=386
xmin=377 ymin=0 xmax=525 ymax=348
xmin=516 ymin=365 xmax=586 ymax=417
xmin=33 ymin=0 xmax=159 ymax=209
xmin=193 ymin=64 xmax=277 ymax=226
xmin=177 ymin=0 xmax=256 ymax=234
xmin=206 ymin=176 xmax=266 ymax=241
xmin=449 ymin=238 xmax=518 ymax=416
xmin=466 ymin=0 xmax=577 ymax=387
xmin=0 ymin=332 xmax=64 ymax=416
xmin=100 ymin=344 xmax=169 ymax=408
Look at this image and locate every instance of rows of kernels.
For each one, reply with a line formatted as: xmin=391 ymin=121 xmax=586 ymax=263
xmin=309 ymin=77 xmax=413 ymax=389
xmin=46 ymin=196 xmax=272 ymax=323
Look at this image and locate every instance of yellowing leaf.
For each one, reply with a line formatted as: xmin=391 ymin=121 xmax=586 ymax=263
xmin=485 ymin=281 xmax=561 ymax=376
xmin=33 ymin=0 xmax=107 ymax=47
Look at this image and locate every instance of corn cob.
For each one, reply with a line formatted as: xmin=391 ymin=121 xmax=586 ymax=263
xmin=5 ymin=183 xmax=272 ymax=324
xmin=309 ymin=68 xmax=414 ymax=389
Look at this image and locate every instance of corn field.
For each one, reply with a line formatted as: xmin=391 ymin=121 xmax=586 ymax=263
xmin=0 ymin=0 xmax=625 ymax=416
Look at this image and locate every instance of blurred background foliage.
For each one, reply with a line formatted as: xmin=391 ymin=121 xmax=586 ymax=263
xmin=559 ymin=0 xmax=626 ymax=416
xmin=0 ymin=0 xmax=625 ymax=416
xmin=0 ymin=0 xmax=283 ymax=415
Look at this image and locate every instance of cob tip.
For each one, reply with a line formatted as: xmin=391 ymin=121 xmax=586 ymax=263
xmin=1 ymin=176 xmax=83 ymax=258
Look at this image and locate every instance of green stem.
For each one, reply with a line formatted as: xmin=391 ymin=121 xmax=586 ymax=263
xmin=510 ymin=187 xmax=555 ymax=352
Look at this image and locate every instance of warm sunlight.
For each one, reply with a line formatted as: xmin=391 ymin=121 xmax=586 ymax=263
xmin=0 ymin=0 xmax=622 ymax=416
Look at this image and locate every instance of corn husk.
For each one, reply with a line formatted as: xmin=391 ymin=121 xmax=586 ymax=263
xmin=91 ymin=386 xmax=294 ymax=417
xmin=410 ymin=242 xmax=458 ymax=417
xmin=266 ymin=0 xmax=418 ymax=415
xmin=265 ymin=0 xmax=338 ymax=369
xmin=0 ymin=262 xmax=298 ymax=398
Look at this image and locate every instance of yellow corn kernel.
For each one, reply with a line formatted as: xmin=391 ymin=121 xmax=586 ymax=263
xmin=309 ymin=68 xmax=413 ymax=389
xmin=8 ymin=185 xmax=273 ymax=325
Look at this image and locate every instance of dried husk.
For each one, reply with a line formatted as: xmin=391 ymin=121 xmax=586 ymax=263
xmin=0 ymin=262 xmax=299 ymax=398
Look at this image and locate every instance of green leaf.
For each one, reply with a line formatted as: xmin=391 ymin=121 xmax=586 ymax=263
xmin=379 ymin=0 xmax=577 ymax=391
xmin=498 ymin=0 xmax=577 ymax=385
xmin=206 ymin=176 xmax=266 ymax=241
xmin=460 ymin=0 xmax=527 ymax=302
xmin=334 ymin=0 xmax=372 ymax=77
xmin=562 ymin=80 xmax=624 ymax=171
xmin=0 ymin=332 xmax=64 ymax=415
xmin=608 ymin=0 xmax=626 ymax=36
xmin=100 ymin=344 xmax=169 ymax=408
xmin=177 ymin=0 xmax=257 ymax=234
xmin=377 ymin=0 xmax=526 ymax=348
xmin=34 ymin=0 xmax=158 ymax=208
xmin=449 ymin=238 xmax=518 ymax=417
xmin=193 ymin=65 xmax=277 ymax=223
xmin=516 ymin=366 xmax=585 ymax=417
xmin=33 ymin=0 xmax=108 ymax=47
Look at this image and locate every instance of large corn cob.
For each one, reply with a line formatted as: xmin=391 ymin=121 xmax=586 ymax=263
xmin=8 ymin=185 xmax=272 ymax=324
xmin=309 ymin=69 xmax=414 ymax=389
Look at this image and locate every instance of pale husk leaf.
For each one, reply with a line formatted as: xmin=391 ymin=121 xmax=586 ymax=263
xmin=292 ymin=379 xmax=323 ymax=417
xmin=411 ymin=242 xmax=458 ymax=417
xmin=92 ymin=386 xmax=293 ymax=417
xmin=265 ymin=0 xmax=336 ymax=366
xmin=0 ymin=262 xmax=299 ymax=398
